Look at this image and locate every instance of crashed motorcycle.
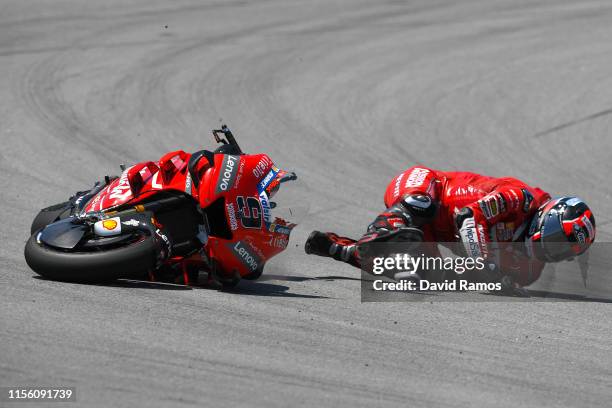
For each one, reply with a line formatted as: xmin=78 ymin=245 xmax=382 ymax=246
xmin=24 ymin=126 xmax=307 ymax=287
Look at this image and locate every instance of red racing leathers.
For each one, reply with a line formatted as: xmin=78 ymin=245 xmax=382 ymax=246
xmin=381 ymin=166 xmax=551 ymax=286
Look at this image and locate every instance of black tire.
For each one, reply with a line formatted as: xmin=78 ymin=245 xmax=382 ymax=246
xmin=24 ymin=234 xmax=158 ymax=283
xmin=30 ymin=202 xmax=72 ymax=235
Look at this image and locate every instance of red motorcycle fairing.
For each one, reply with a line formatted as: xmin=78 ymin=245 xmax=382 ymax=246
xmin=83 ymin=149 xmax=295 ymax=279
xmin=84 ymin=150 xmax=193 ymax=213
xmin=200 ymin=153 xmax=294 ymax=278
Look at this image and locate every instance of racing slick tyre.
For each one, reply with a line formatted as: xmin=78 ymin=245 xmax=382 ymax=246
xmin=30 ymin=202 xmax=72 ymax=235
xmin=24 ymin=234 xmax=158 ymax=283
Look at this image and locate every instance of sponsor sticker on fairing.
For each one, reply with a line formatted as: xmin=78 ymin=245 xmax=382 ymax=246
xmin=215 ymin=155 xmax=240 ymax=194
xmin=268 ymin=235 xmax=288 ymax=249
xmin=94 ymin=217 xmax=122 ymax=236
xmin=109 ymin=169 xmax=132 ymax=201
xmin=232 ymin=159 xmax=245 ymax=189
xmin=258 ymin=166 xmax=279 ymax=193
xmin=121 ymin=219 xmax=140 ymax=227
xmin=226 ymin=202 xmax=239 ymax=231
xmin=229 ymin=240 xmax=262 ymax=272
xmin=103 ymin=219 xmax=117 ymax=229
xmin=268 ymin=223 xmax=293 ymax=235
xmin=258 ymin=190 xmax=272 ymax=223
xmin=252 ymin=155 xmax=273 ymax=179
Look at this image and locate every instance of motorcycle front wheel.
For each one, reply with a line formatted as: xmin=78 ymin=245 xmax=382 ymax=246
xmin=24 ymin=233 xmax=158 ymax=283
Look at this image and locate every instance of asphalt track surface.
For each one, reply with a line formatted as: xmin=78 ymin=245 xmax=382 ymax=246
xmin=1 ymin=1 xmax=612 ymax=407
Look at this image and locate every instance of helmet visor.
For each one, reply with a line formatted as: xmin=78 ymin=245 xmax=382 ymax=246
xmin=536 ymin=211 xmax=577 ymax=262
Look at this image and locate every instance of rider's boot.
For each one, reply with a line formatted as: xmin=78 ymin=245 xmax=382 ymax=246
xmin=305 ymin=231 xmax=361 ymax=268
xmin=305 ymin=194 xmax=436 ymax=269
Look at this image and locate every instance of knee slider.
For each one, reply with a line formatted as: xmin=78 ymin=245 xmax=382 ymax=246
xmin=399 ymin=194 xmax=437 ymax=226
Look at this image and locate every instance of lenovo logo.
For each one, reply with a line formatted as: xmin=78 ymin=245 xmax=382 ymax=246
xmin=231 ymin=241 xmax=262 ymax=272
xmin=215 ymin=155 xmax=239 ymax=194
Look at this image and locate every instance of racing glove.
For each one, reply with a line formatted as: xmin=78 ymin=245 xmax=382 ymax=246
xmin=456 ymin=207 xmax=490 ymax=259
